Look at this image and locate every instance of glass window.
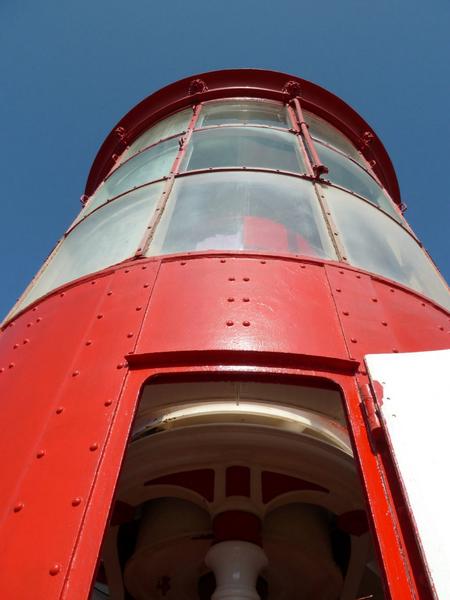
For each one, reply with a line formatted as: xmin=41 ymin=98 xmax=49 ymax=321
xmin=120 ymin=108 xmax=192 ymax=162
xmin=147 ymin=172 xmax=336 ymax=259
xmin=196 ymin=100 xmax=289 ymax=128
xmin=18 ymin=183 xmax=164 ymax=309
xmin=324 ymin=185 xmax=450 ymax=309
xmin=84 ymin=137 xmax=179 ymax=215
xmin=181 ymin=128 xmax=306 ymax=174
xmin=304 ymin=110 xmax=363 ymax=164
xmin=316 ymin=142 xmax=400 ymax=220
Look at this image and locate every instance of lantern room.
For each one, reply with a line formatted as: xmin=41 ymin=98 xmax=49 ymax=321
xmin=8 ymin=72 xmax=449 ymax=318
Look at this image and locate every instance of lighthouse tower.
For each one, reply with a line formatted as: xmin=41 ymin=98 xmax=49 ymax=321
xmin=0 ymin=70 xmax=449 ymax=600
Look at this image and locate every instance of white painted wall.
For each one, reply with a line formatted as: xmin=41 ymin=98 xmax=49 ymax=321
xmin=365 ymin=349 xmax=450 ymax=599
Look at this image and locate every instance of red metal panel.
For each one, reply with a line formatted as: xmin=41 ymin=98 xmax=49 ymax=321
xmin=0 ymin=263 xmax=159 ymax=599
xmin=371 ymin=278 xmax=450 ymax=352
xmin=325 ymin=264 xmax=395 ymax=363
xmin=326 ymin=264 xmax=449 ymax=364
xmin=136 ymin=257 xmax=348 ymax=361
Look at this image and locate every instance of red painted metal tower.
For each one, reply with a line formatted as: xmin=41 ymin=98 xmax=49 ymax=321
xmin=1 ymin=70 xmax=449 ymax=600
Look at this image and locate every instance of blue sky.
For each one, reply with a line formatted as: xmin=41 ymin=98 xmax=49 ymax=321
xmin=1 ymin=0 xmax=449 ymax=319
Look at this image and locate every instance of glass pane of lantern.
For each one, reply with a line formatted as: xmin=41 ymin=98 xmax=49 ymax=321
xmin=304 ymin=110 xmax=363 ymax=164
xmin=120 ymin=108 xmax=192 ymax=162
xmin=316 ymin=142 xmax=400 ymax=220
xmin=147 ymin=172 xmax=336 ymax=259
xmin=18 ymin=183 xmax=164 ymax=309
xmin=197 ymin=100 xmax=290 ymax=128
xmin=325 ymin=185 xmax=450 ymax=309
xmin=80 ymin=137 xmax=179 ymax=218
xmin=181 ymin=128 xmax=306 ymax=174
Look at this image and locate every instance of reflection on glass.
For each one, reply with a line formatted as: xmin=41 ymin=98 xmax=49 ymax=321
xmin=147 ymin=172 xmax=336 ymax=259
xmin=84 ymin=137 xmax=179 ymax=214
xmin=324 ymin=185 xmax=450 ymax=309
xmin=197 ymin=100 xmax=289 ymax=128
xmin=18 ymin=183 xmax=164 ymax=310
xmin=304 ymin=110 xmax=363 ymax=164
xmin=120 ymin=108 xmax=192 ymax=162
xmin=181 ymin=128 xmax=306 ymax=173
xmin=316 ymin=143 xmax=400 ymax=220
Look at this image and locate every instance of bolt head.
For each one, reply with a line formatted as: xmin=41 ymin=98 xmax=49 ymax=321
xmin=49 ymin=564 xmax=61 ymax=576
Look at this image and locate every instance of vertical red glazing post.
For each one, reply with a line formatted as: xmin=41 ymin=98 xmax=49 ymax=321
xmin=286 ymin=104 xmax=315 ymax=179
xmin=291 ymin=97 xmax=328 ymax=177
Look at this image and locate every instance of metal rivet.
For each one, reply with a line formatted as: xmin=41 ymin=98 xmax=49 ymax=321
xmin=242 ymin=321 xmax=251 ymax=327
xmin=124 ymin=269 xmax=130 ymax=273
xmin=116 ymin=363 xmax=125 ymax=369
xmin=13 ymin=503 xmax=24 ymax=513
xmin=243 ymin=277 xmax=250 ymax=282
xmin=89 ymin=443 xmax=98 ymax=452
xmin=36 ymin=450 xmax=45 ymax=459
xmin=300 ymin=265 xmax=306 ymax=269
xmin=27 ymin=323 xmax=32 ymax=328
xmin=0 ymin=368 xmax=4 ymax=374
xmin=71 ymin=497 xmax=82 ymax=507
xmin=85 ymin=340 xmax=92 ymax=346
xmin=72 ymin=370 xmax=79 ymax=377
xmin=382 ymin=321 xmax=388 ymax=326
xmin=392 ymin=349 xmax=399 ymax=353
xmin=228 ymin=277 xmax=235 ymax=281
xmin=260 ymin=260 xmax=266 ymax=264
xmin=226 ymin=320 xmax=234 ymax=326
xmin=127 ymin=332 xmax=134 ymax=338
xmin=356 ymin=275 xmax=361 ymax=279
xmin=97 ymin=314 xmax=103 ymax=319
xmin=421 ymin=302 xmax=426 ymax=307
xmin=49 ymin=565 xmax=61 ymax=576
xmin=136 ymin=306 xmax=142 ymax=311
xmin=343 ymin=311 xmax=350 ymax=316
xmin=180 ymin=262 xmax=186 ymax=266
xmin=107 ymin=291 xmax=113 ymax=296
xmin=390 ymin=288 xmax=395 ymax=293
xmin=220 ymin=259 xmax=226 ymax=263
xmin=23 ymin=339 xmax=29 ymax=344
xmin=350 ymin=338 xmax=357 ymax=343
xmin=36 ymin=317 xmax=42 ymax=323
xmin=242 ymin=297 xmax=250 ymax=302
xmin=339 ymin=270 xmax=344 ymax=275
xmin=336 ymin=288 xmax=341 ymax=293
xmin=91 ymin=281 xmax=96 ymax=285
xmin=372 ymin=297 xmax=378 ymax=303
xmin=439 ymin=326 xmax=445 ymax=331
xmin=8 ymin=363 xmax=15 ymax=369
xmin=13 ymin=343 xmax=19 ymax=349
xmin=143 ymin=283 xmax=150 ymax=288
xmin=227 ymin=297 xmax=235 ymax=302
xmin=56 ymin=407 xmax=64 ymax=414
xmin=104 ymin=400 xmax=112 ymax=407
xmin=60 ymin=292 xmax=65 ymax=298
